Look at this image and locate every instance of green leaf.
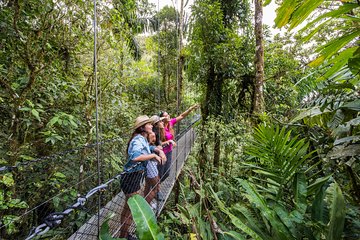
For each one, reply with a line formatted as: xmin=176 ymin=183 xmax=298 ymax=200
xmin=311 ymin=183 xmax=327 ymax=224
xmin=328 ymin=109 xmax=345 ymax=129
xmin=20 ymin=155 xmax=34 ymax=160
xmin=53 ymin=172 xmax=66 ymax=179
xmin=321 ymin=47 xmax=357 ymax=80
xmin=31 ymin=109 xmax=41 ymax=121
xmin=345 ymin=116 xmax=360 ymax=127
xmin=289 ymin=0 xmax=325 ymax=30
xmin=208 ymin=186 xmax=262 ymax=239
xmin=325 ymin=182 xmax=345 ymax=240
xmin=341 ymin=99 xmax=360 ymax=111
xmin=177 ymin=205 xmax=191 ymax=225
xmin=307 ymin=175 xmax=331 ymax=195
xmin=2 ymin=215 xmax=19 ymax=234
xmin=8 ymin=198 xmax=28 ymax=208
xmin=348 ymin=56 xmax=360 ymax=75
xmin=291 ymin=106 xmax=330 ymax=123
xmin=26 ymin=100 xmax=34 ymax=108
xmin=53 ymin=196 xmax=61 ymax=208
xmin=127 ymin=194 xmax=164 ymax=240
xmin=231 ymin=203 xmax=266 ymax=238
xmin=301 ymin=3 xmax=358 ymax=33
xmin=327 ymin=144 xmax=360 ymax=159
xmin=272 ymin=204 xmax=301 ymax=236
xmin=1 ymin=173 xmax=15 ymax=187
xmin=69 ymin=119 xmax=78 ymax=128
xmin=309 ymin=30 xmax=360 ymax=67
xmin=293 ymin=173 xmax=307 ymax=215
xmin=274 ymin=0 xmax=298 ymax=28
xmin=302 ymin=19 xmax=331 ymax=43
xmin=224 ymin=231 xmax=246 ymax=240
xmin=334 ymin=135 xmax=360 ymax=146
xmin=263 ymin=0 xmax=272 ymax=7
xmin=238 ymin=179 xmax=293 ymax=239
xmin=48 ymin=116 xmax=59 ymax=127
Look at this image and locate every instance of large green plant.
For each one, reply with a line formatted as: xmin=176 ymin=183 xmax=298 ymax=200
xmin=244 ymin=124 xmax=315 ymax=199
xmin=207 ymin=125 xmax=346 ymax=239
xmin=99 ymin=195 xmax=164 ymax=240
xmin=272 ymin=0 xmax=360 ymax=76
xmin=210 ymin=179 xmax=346 ymax=240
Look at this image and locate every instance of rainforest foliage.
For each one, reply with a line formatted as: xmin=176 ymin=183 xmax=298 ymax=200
xmin=0 ymin=0 xmax=359 ymax=239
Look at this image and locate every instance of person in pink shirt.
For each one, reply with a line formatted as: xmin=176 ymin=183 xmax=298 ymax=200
xmin=158 ymin=104 xmax=199 ymax=183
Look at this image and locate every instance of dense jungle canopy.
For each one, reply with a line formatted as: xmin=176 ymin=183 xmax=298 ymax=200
xmin=0 ymin=0 xmax=359 ymax=239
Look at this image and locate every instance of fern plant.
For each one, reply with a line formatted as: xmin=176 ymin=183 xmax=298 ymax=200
xmin=206 ymin=124 xmax=347 ymax=239
xmin=244 ymin=124 xmax=315 ymax=200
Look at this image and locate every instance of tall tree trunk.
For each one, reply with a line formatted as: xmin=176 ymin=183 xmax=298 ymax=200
xmin=177 ymin=0 xmax=184 ymax=114
xmin=198 ymin=124 xmax=208 ymax=181
xmin=212 ymin=74 xmax=222 ymax=172
xmin=213 ymin=132 xmax=220 ymax=170
xmin=252 ymin=0 xmax=265 ymax=116
xmin=176 ymin=0 xmax=184 ymax=135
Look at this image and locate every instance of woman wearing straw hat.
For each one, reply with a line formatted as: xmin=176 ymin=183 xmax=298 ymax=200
xmin=119 ymin=115 xmax=166 ymax=238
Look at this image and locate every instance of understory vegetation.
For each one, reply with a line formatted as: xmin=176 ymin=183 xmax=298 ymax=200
xmin=0 ymin=0 xmax=359 ymax=239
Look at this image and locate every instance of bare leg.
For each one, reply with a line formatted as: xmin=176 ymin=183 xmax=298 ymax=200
xmin=119 ymin=192 xmax=138 ymax=238
xmin=144 ymin=176 xmax=160 ymax=203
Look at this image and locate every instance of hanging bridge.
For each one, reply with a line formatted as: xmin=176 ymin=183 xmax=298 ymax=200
xmin=0 ymin=1 xmax=197 ymax=239
xmin=0 ymin=118 xmax=199 ymax=240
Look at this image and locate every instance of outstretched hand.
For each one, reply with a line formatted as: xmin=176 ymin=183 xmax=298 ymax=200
xmin=190 ymin=104 xmax=200 ymax=110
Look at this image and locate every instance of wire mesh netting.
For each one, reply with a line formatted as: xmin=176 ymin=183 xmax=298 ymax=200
xmin=0 ymin=134 xmax=129 ymax=239
xmin=69 ymin=125 xmax=197 ymax=239
xmin=0 ymin=120 xmax=198 ymax=240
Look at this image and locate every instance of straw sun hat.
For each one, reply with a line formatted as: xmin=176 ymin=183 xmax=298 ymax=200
xmin=150 ymin=115 xmax=165 ymax=124
xmin=133 ymin=115 xmax=153 ymax=129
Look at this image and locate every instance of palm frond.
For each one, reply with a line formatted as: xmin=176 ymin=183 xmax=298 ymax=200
xmin=244 ymin=124 xmax=314 ymax=198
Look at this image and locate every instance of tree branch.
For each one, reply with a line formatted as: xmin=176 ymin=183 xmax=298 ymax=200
xmin=0 ymin=77 xmax=17 ymax=99
xmin=12 ymin=0 xmax=20 ymax=35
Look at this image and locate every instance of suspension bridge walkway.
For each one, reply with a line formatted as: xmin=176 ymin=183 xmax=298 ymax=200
xmin=0 ymin=0 xmax=199 ymax=239
xmin=0 ymin=119 xmax=198 ymax=240
xmin=69 ymin=125 xmax=196 ymax=239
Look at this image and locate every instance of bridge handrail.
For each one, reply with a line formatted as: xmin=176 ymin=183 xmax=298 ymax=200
xmin=24 ymin=118 xmax=200 ymax=240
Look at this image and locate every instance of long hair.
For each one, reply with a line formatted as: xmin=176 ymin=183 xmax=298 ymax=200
xmin=159 ymin=111 xmax=175 ymax=139
xmin=152 ymin=124 xmax=163 ymax=145
xmin=126 ymin=126 xmax=147 ymax=158
xmin=154 ymin=122 xmax=166 ymax=142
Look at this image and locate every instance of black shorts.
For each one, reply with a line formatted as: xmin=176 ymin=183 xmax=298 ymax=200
xmin=120 ymin=171 xmax=144 ymax=195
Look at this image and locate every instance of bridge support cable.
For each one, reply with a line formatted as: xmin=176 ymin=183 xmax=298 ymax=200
xmin=68 ymin=125 xmax=197 ymax=239
xmin=20 ymin=119 xmax=198 ymax=240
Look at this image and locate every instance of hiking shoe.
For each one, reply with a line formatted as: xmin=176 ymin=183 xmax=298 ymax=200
xmin=150 ymin=202 xmax=158 ymax=211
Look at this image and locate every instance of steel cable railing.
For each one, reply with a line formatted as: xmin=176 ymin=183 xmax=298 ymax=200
xmin=71 ymin=124 xmax=198 ymax=239
xmin=14 ymin=120 xmax=198 ymax=240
